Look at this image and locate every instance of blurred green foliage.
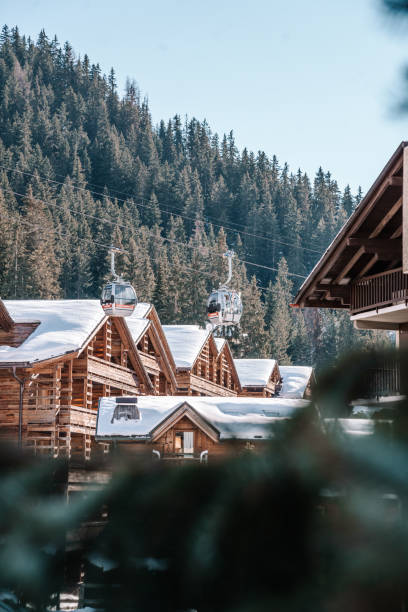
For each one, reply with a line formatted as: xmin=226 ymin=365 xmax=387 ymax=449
xmin=2 ymin=350 xmax=408 ymax=610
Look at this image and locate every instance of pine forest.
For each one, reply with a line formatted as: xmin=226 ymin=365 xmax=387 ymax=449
xmin=0 ymin=26 xmax=390 ymax=369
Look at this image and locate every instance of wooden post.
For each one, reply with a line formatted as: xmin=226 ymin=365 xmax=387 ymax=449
xmin=403 ymin=145 xmax=408 ymax=273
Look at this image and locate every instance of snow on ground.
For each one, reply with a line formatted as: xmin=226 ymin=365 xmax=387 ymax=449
xmin=279 ymin=365 xmax=313 ymax=398
xmin=1 ymin=300 xmax=104 ymax=364
xmin=234 ymin=359 xmax=277 ymax=387
xmin=162 ymin=325 xmax=210 ymax=369
xmin=96 ymin=395 xmax=309 ymax=440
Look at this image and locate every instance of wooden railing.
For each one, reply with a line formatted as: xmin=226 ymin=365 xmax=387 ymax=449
xmin=363 ymin=360 xmax=401 ymax=399
xmin=24 ymin=405 xmax=97 ymax=430
xmin=351 ymin=268 xmax=408 ymax=314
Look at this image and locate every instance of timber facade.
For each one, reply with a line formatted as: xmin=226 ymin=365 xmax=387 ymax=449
xmin=0 ymin=302 xmax=153 ymax=461
xmin=163 ymin=326 xmax=242 ymax=396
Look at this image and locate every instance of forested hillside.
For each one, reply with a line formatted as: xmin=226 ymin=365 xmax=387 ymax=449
xmin=0 ymin=25 xmax=388 ymax=368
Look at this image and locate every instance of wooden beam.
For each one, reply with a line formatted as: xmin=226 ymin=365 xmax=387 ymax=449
xmin=390 ymin=176 xmax=403 ymax=187
xmin=353 ymin=320 xmax=399 ymax=331
xmin=347 ymin=237 xmax=401 ymax=249
xmin=334 ymin=197 xmax=403 ymax=284
xmin=305 ymin=299 xmax=347 ymax=309
xmin=403 ymin=146 xmax=408 ymax=273
xmin=362 ymin=246 xmax=400 ymax=259
xmin=315 ymin=285 xmax=351 ymax=300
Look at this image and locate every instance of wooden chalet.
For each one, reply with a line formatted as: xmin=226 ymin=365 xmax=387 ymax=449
xmin=0 ymin=299 xmax=153 ymax=461
xmin=293 ymin=142 xmax=408 ymax=395
xmin=162 ymin=325 xmax=241 ymax=396
xmin=96 ymin=395 xmax=308 ymax=461
xmin=278 ymin=366 xmax=314 ymax=399
xmin=234 ymin=358 xmax=282 ymax=397
xmin=127 ymin=303 xmax=177 ymax=395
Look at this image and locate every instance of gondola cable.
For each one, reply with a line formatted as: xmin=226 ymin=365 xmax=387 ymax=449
xmin=6 ymin=187 xmax=308 ymax=279
xmin=0 ymin=164 xmax=326 ymax=254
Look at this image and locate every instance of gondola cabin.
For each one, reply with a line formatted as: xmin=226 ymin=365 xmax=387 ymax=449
xmin=207 ymin=289 xmax=242 ymax=328
xmin=100 ymin=282 xmax=137 ymax=317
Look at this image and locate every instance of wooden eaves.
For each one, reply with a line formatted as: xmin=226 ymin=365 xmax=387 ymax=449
xmin=293 ymin=142 xmax=407 ymax=309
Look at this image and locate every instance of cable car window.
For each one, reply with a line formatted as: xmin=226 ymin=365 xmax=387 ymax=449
xmin=115 ymin=284 xmax=136 ymax=305
xmin=102 ymin=285 xmax=112 ymax=303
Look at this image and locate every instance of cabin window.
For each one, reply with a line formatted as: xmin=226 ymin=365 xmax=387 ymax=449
xmin=174 ymin=431 xmax=194 ymax=454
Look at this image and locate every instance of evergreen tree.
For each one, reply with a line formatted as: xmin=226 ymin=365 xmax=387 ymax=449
xmin=19 ymin=187 xmax=60 ymax=298
xmin=266 ymin=258 xmax=293 ymax=364
xmin=239 ymin=276 xmax=268 ymax=358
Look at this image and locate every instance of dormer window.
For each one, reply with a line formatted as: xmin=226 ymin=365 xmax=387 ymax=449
xmin=111 ymin=397 xmax=140 ymax=423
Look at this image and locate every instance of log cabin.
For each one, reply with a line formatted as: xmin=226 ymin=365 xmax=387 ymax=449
xmin=234 ymin=359 xmax=282 ymax=397
xmin=162 ymin=325 xmax=242 ymax=396
xmin=292 ymin=141 xmax=408 ymax=396
xmin=127 ymin=303 xmax=177 ymax=395
xmin=0 ymin=299 xmax=153 ymax=461
xmin=95 ymin=395 xmax=309 ymax=461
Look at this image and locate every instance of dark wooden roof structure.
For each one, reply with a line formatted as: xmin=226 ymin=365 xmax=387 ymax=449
xmin=0 ymin=299 xmax=14 ymax=332
xmin=293 ymin=142 xmax=407 ymax=312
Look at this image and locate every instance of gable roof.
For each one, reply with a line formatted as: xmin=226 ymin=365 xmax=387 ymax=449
xmin=279 ymin=366 xmax=313 ymax=399
xmin=125 ymin=304 xmax=177 ymax=388
xmin=214 ymin=337 xmax=226 ymax=353
xmin=96 ymin=395 xmax=308 ymax=441
xmin=125 ymin=317 xmax=150 ymax=344
xmin=294 ymin=142 xmax=406 ymax=309
xmin=234 ymin=359 xmax=278 ymax=387
xmin=162 ymin=325 xmax=211 ymax=369
xmin=132 ymin=302 xmax=152 ymax=319
xmin=0 ymin=300 xmax=105 ymax=365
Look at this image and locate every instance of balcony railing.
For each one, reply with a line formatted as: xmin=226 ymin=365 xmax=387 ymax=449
xmin=362 ymin=361 xmax=401 ymax=399
xmin=351 ymin=268 xmax=408 ymax=314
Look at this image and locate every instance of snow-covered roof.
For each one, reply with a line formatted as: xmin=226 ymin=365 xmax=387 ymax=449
xmin=0 ymin=300 xmax=104 ymax=365
xmin=162 ymin=325 xmax=210 ymax=369
xmin=131 ymin=302 xmax=151 ymax=319
xmin=96 ymin=395 xmax=309 ymax=441
xmin=125 ymin=317 xmax=150 ymax=344
xmin=214 ymin=337 xmax=226 ymax=353
xmin=234 ymin=359 xmax=278 ymax=387
xmin=279 ymin=366 xmax=313 ymax=398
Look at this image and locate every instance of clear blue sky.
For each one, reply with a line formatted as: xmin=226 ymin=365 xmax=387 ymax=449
xmin=2 ymin=0 xmax=408 ymax=193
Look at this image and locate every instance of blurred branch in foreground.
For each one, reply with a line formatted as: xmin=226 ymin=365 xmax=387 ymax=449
xmin=2 ymin=350 xmax=408 ymax=610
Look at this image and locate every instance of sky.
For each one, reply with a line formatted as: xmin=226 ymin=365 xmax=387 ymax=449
xmin=2 ymin=0 xmax=408 ymax=193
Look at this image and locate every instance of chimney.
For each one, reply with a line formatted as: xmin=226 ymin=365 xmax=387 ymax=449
xmin=0 ymin=299 xmax=14 ymax=332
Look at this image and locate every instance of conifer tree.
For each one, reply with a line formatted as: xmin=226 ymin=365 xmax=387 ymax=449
xmin=266 ymin=258 xmax=293 ymax=364
xmin=239 ymin=275 xmax=268 ymax=358
xmin=19 ymin=187 xmax=60 ymax=298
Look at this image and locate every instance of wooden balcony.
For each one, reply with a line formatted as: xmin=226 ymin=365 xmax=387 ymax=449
xmin=176 ymin=372 xmax=237 ymax=397
xmin=59 ymin=406 xmax=97 ymax=432
xmin=88 ymin=356 xmax=139 ymax=393
xmin=139 ymin=351 xmax=160 ymax=375
xmin=24 ymin=405 xmax=97 ymax=432
xmin=351 ymin=268 xmax=408 ymax=314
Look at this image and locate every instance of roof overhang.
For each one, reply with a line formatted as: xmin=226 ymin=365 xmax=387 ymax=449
xmin=293 ymin=142 xmax=407 ymax=309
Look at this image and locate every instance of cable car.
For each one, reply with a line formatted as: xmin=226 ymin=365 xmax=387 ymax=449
xmin=207 ymin=250 xmax=243 ymax=329
xmin=100 ymin=247 xmax=137 ymax=317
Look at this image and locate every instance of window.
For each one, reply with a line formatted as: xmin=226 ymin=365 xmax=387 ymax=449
xmin=174 ymin=431 xmax=194 ymax=454
xmin=111 ymin=397 xmax=140 ymax=423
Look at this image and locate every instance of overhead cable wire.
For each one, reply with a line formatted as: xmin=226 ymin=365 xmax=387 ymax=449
xmin=0 ymin=163 xmax=325 ymax=254
xmin=16 ymin=217 xmax=282 ymax=293
xmin=6 ymin=188 xmax=308 ymax=279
